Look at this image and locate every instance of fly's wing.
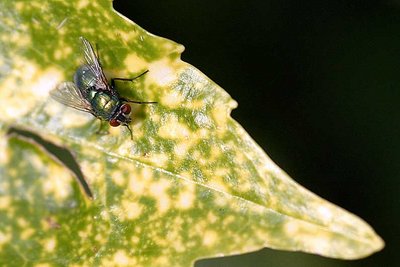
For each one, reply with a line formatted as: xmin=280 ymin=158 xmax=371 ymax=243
xmin=79 ymin=37 xmax=111 ymax=92
xmin=50 ymin=82 xmax=93 ymax=113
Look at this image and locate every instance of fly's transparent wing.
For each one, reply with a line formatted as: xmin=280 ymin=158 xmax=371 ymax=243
xmin=50 ymin=82 xmax=93 ymax=113
xmin=79 ymin=36 xmax=110 ymax=91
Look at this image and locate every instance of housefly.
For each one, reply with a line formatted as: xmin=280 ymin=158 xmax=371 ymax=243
xmin=50 ymin=37 xmax=156 ymax=139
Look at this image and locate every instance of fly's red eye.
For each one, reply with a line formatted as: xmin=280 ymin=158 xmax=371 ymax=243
xmin=121 ymin=104 xmax=131 ymax=114
xmin=109 ymin=119 xmax=120 ymax=127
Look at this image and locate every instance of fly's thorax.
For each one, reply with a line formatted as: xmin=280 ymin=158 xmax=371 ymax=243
xmin=90 ymin=90 xmax=120 ymax=120
xmin=74 ymin=65 xmax=97 ymax=90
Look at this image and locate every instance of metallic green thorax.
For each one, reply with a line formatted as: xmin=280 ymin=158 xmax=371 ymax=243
xmin=88 ymin=90 xmax=121 ymax=120
xmin=73 ymin=65 xmax=121 ymax=121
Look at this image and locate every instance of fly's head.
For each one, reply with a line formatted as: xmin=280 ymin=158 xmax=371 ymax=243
xmin=109 ymin=103 xmax=132 ymax=127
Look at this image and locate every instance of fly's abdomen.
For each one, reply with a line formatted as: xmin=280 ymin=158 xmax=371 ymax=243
xmin=89 ymin=91 xmax=120 ymax=120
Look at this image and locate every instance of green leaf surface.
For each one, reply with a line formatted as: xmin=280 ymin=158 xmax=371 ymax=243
xmin=0 ymin=0 xmax=384 ymax=266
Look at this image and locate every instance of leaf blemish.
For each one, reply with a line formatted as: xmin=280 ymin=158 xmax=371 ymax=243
xmin=7 ymin=127 xmax=93 ymax=198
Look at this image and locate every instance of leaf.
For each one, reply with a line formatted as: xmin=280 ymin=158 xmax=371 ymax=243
xmin=0 ymin=0 xmax=384 ymax=266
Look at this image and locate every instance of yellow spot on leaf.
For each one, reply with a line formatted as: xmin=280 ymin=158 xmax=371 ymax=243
xmin=208 ymin=176 xmax=229 ymax=193
xmin=146 ymin=153 xmax=169 ymax=166
xmin=198 ymin=128 xmax=210 ymax=138
xmin=45 ymin=238 xmax=56 ymax=252
xmin=77 ymin=0 xmax=90 ymax=9
xmin=29 ymin=152 xmax=45 ymax=170
xmin=317 ymin=205 xmax=333 ymax=223
xmin=202 ymin=230 xmax=217 ymax=246
xmin=153 ymin=255 xmax=169 ymax=266
xmin=303 ymin=233 xmax=332 ymax=256
xmin=194 ymin=113 xmax=211 ymax=128
xmin=21 ymin=228 xmax=34 ymax=240
xmin=148 ymin=59 xmax=176 ymax=86
xmin=207 ymin=212 xmax=218 ymax=224
xmin=112 ymin=170 xmax=126 ymax=187
xmin=161 ymin=90 xmax=184 ymax=108
xmin=78 ymin=230 xmax=89 ymax=239
xmin=32 ymin=67 xmax=63 ymax=98
xmin=212 ymin=105 xmax=229 ymax=128
xmin=284 ymin=221 xmax=299 ymax=235
xmin=129 ymin=176 xmax=146 ymax=196
xmin=158 ymin=114 xmax=190 ymax=140
xmin=61 ymin=109 xmax=92 ymax=128
xmin=131 ymin=235 xmax=140 ymax=245
xmin=121 ymin=200 xmax=142 ymax=220
xmin=149 ymin=180 xmax=171 ymax=214
xmin=174 ymin=137 xmax=198 ymax=160
xmin=124 ymin=53 xmax=147 ymax=73
xmin=0 ymin=231 xmax=11 ymax=247
xmin=177 ymin=183 xmax=195 ymax=209
xmin=0 ymin=196 xmax=11 ymax=210
xmin=80 ymin=161 xmax=102 ymax=184
xmin=15 ymin=2 xmax=24 ymax=10
xmin=43 ymin=167 xmax=73 ymax=201
xmin=0 ymin=61 xmax=36 ymax=119
xmin=189 ymin=99 xmax=206 ymax=109
xmin=174 ymin=142 xmax=189 ymax=159
xmin=17 ymin=217 xmax=28 ymax=228
xmin=113 ymin=250 xmax=137 ymax=266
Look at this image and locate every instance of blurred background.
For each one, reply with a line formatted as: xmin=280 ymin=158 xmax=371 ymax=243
xmin=114 ymin=1 xmax=398 ymax=266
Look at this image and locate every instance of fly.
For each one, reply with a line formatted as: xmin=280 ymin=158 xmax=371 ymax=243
xmin=50 ymin=37 xmax=156 ymax=139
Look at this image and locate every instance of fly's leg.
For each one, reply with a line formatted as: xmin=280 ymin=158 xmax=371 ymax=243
xmin=95 ymin=120 xmax=109 ymax=135
xmin=111 ymin=70 xmax=149 ymax=88
xmin=112 ymin=70 xmax=157 ymax=104
xmin=121 ymin=98 xmax=157 ymax=104
xmin=125 ymin=124 xmax=133 ymax=140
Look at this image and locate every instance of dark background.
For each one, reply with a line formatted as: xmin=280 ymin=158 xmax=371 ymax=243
xmin=114 ymin=1 xmax=399 ymax=266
